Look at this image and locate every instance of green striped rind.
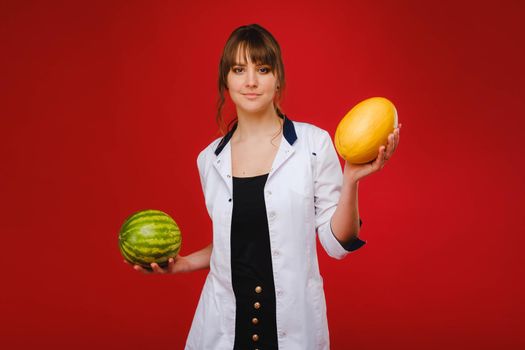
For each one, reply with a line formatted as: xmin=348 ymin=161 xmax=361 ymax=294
xmin=119 ymin=233 xmax=181 ymax=257
xmin=118 ymin=209 xmax=182 ymax=269
xmin=120 ymin=221 xmax=178 ymax=241
xmin=122 ymin=210 xmax=176 ymax=232
xmin=123 ymin=213 xmax=175 ymax=228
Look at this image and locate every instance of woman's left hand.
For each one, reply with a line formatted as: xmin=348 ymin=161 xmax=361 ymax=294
xmin=344 ymin=123 xmax=402 ymax=182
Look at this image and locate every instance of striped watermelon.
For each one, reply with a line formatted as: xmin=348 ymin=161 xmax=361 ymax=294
xmin=119 ymin=209 xmax=182 ymax=270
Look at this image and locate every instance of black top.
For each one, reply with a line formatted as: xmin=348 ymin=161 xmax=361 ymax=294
xmin=231 ymin=173 xmax=279 ymax=350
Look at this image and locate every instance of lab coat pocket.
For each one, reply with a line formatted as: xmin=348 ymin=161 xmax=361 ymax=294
xmin=288 ymin=186 xmax=313 ymax=222
xmin=288 ymin=183 xmax=313 ymax=224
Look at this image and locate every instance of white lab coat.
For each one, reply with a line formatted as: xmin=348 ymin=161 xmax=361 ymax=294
xmin=185 ymin=116 xmax=366 ymax=350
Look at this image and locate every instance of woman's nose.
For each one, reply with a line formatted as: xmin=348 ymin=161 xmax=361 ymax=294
xmin=245 ymin=68 xmax=258 ymax=87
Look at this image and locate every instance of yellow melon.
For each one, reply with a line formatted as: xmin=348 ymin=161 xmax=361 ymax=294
xmin=335 ymin=97 xmax=398 ymax=164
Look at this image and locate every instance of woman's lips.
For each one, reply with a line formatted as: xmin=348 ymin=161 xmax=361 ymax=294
xmin=242 ymin=93 xmax=261 ymax=99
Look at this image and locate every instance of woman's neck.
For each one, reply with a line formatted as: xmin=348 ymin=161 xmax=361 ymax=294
xmin=233 ymin=106 xmax=282 ymax=142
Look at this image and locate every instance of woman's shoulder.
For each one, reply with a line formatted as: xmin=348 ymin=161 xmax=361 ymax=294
xmin=200 ymin=136 xmax=222 ymax=154
xmin=292 ymin=119 xmax=328 ymax=134
xmin=290 ymin=119 xmax=333 ymax=145
xmin=197 ymin=137 xmax=222 ymax=165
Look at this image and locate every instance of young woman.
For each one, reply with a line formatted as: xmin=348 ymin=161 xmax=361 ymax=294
xmin=129 ymin=24 xmax=400 ymax=349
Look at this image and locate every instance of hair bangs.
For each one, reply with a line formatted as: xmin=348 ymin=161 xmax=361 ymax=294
xmin=232 ymin=39 xmax=277 ymax=69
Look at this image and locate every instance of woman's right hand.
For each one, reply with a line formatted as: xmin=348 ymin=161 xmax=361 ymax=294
xmin=124 ymin=254 xmax=192 ymax=274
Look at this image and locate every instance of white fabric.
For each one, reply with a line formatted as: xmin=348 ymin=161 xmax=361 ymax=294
xmin=185 ymin=120 xmax=364 ymax=350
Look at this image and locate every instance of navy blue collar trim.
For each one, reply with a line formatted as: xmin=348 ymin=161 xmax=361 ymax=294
xmin=214 ymin=114 xmax=297 ymax=156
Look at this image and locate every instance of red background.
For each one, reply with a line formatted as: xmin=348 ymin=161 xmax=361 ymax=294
xmin=1 ymin=1 xmax=524 ymax=349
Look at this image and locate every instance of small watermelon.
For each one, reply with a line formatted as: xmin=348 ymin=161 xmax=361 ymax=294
xmin=119 ymin=209 xmax=182 ymax=270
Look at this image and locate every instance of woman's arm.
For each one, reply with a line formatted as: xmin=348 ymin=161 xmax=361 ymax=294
xmin=330 ymin=173 xmax=361 ymax=244
xmin=331 ymin=124 xmax=401 ymax=244
xmin=182 ymin=243 xmax=213 ymax=272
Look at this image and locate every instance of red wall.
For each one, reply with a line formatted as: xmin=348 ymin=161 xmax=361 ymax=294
xmin=1 ymin=1 xmax=524 ymax=349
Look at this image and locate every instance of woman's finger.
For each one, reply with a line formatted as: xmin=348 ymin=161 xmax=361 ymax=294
xmin=151 ymin=263 xmax=165 ymax=274
xmin=385 ymin=134 xmax=394 ymax=160
xmin=393 ymin=128 xmax=399 ymax=151
xmin=394 ymin=125 xmax=401 ymax=150
xmin=167 ymin=258 xmax=175 ymax=273
xmin=134 ymin=264 xmax=150 ymax=274
xmin=393 ymin=124 xmax=402 ymax=153
xmin=374 ymin=146 xmax=386 ymax=170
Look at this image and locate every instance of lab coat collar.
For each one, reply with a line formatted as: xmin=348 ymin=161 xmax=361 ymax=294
xmin=211 ymin=114 xmax=298 ymax=197
xmin=213 ymin=113 xmax=297 ymax=156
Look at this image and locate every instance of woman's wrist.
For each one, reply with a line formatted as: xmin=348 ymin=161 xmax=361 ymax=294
xmin=180 ymin=256 xmax=197 ymax=273
xmin=343 ymin=166 xmax=360 ymax=185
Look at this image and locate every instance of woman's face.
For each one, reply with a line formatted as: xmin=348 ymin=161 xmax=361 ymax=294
xmin=227 ymin=50 xmax=279 ymax=115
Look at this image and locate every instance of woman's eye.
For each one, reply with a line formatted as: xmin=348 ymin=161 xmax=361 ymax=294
xmin=232 ymin=66 xmax=270 ymax=74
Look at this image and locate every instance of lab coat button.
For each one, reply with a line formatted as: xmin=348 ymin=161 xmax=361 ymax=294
xmin=269 ymin=212 xmax=276 ymax=219
xmin=255 ymin=286 xmax=262 ymax=294
xmin=272 ymin=250 xmax=280 ymax=257
xmin=276 ymin=289 xmax=283 ymax=297
xmin=279 ymin=331 xmax=287 ymax=337
xmin=228 ymin=198 xmax=232 ymax=202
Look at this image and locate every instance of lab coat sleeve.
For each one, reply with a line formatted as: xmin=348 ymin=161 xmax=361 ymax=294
xmin=314 ymin=129 xmax=367 ymax=260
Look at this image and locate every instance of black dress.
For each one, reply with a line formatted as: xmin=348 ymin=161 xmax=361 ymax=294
xmin=231 ymin=173 xmax=279 ymax=350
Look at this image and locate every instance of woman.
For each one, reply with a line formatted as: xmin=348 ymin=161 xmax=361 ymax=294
xmin=129 ymin=24 xmax=401 ymax=349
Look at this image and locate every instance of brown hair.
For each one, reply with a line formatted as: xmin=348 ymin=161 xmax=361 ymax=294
xmin=216 ymin=24 xmax=286 ymax=135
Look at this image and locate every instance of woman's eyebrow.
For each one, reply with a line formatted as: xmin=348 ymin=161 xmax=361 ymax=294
xmin=232 ymin=62 xmax=269 ymax=67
